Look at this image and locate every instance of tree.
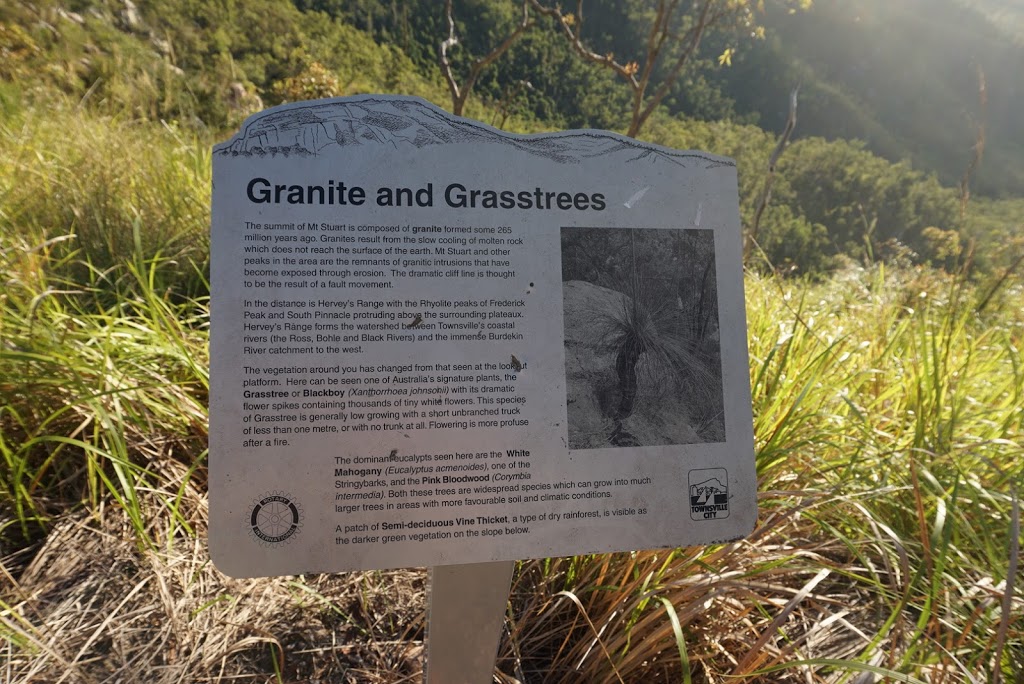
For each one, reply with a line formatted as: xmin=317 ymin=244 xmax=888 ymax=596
xmin=530 ymin=0 xmax=811 ymax=138
xmin=746 ymin=85 xmax=799 ymax=260
xmin=270 ymin=61 xmax=341 ymax=103
xmin=439 ymin=0 xmax=536 ymax=116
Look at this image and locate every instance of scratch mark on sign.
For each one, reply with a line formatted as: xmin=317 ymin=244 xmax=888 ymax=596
xmin=624 ymin=186 xmax=650 ymax=209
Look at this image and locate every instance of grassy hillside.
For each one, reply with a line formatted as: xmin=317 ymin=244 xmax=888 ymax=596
xmin=717 ymin=0 xmax=1024 ymax=198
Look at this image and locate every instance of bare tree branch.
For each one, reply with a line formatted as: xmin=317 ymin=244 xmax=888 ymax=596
xmin=439 ymin=0 xmax=462 ymax=110
xmin=959 ymin=65 xmax=987 ymax=219
xmin=528 ymin=0 xmax=639 ymax=87
xmin=746 ymin=86 xmax=800 ymax=262
xmin=439 ymin=0 xmax=535 ymax=117
xmin=630 ymin=1 xmax=674 ymax=135
xmin=633 ymin=0 xmax=718 ymax=136
xmin=531 ymin=0 xmax=753 ymax=138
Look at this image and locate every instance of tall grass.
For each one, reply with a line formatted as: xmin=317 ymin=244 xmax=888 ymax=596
xmin=0 ymin=96 xmax=211 ymax=298
xmin=0 ymin=229 xmax=209 ymax=550
xmin=0 ymin=99 xmax=211 ymax=555
xmin=502 ymin=265 xmax=1023 ymax=682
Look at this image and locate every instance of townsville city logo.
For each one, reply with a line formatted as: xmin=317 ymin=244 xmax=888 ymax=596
xmin=689 ymin=469 xmax=729 ymax=520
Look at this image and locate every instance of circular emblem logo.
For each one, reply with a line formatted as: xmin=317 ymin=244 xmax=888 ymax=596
xmin=249 ymin=492 xmax=303 ymax=544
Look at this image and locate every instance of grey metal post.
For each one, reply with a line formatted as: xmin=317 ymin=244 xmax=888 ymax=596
xmin=425 ymin=561 xmax=516 ymax=684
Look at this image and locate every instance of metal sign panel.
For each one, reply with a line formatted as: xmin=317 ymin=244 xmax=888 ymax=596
xmin=209 ymin=95 xmax=756 ymax=577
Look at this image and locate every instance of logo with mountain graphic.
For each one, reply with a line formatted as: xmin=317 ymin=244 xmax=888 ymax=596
xmin=689 ymin=469 xmax=729 ymax=520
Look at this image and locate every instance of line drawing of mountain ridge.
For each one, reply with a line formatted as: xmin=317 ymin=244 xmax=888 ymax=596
xmin=215 ymin=95 xmax=736 ymax=170
xmin=689 ymin=478 xmax=727 ymax=505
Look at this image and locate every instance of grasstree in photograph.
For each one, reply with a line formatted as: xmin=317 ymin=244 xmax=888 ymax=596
xmin=562 ymin=226 xmax=725 ymax=448
xmin=608 ymin=272 xmax=655 ymax=420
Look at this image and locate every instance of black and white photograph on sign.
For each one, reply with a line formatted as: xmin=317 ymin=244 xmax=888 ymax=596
xmin=561 ymin=227 xmax=725 ymax=449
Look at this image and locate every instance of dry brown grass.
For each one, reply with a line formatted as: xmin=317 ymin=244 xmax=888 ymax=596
xmin=1 ymin=459 xmax=427 ymax=684
xmin=499 ymin=493 xmax=898 ymax=684
xmin=3 ymin=486 xmax=893 ymax=684
xmin=3 ymin=468 xmax=1021 ymax=683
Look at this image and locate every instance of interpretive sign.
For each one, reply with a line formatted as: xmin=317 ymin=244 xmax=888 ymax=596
xmin=209 ymin=95 xmax=756 ymax=577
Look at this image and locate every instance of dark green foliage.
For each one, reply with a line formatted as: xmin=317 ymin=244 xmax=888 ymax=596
xmin=777 ymin=137 xmax=962 ymax=265
xmin=302 ymin=1 xmax=631 ymax=129
xmin=641 ymin=115 xmax=969 ymax=275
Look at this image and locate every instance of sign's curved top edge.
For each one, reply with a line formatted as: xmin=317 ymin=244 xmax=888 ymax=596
xmin=214 ymin=94 xmax=736 ymax=170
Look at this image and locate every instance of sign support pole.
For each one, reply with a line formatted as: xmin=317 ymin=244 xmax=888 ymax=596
xmin=425 ymin=560 xmax=515 ymax=684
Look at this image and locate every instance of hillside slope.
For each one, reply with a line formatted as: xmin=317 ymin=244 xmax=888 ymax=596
xmin=716 ymin=0 xmax=1024 ymax=196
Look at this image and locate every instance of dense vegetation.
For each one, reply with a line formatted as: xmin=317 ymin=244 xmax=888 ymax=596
xmin=1 ymin=0 xmax=1022 ymax=682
